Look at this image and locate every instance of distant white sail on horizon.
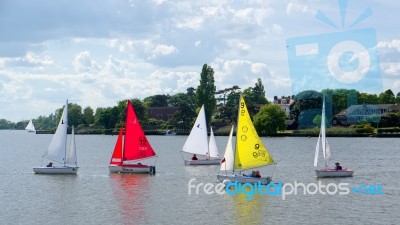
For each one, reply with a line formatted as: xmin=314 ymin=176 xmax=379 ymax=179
xmin=25 ymin=120 xmax=36 ymax=132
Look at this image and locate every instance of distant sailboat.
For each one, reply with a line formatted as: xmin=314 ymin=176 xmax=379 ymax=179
xmin=182 ymin=105 xmax=220 ymax=165
xmin=33 ymin=100 xmax=78 ymax=174
xmin=109 ymin=100 xmax=157 ymax=174
xmin=314 ymin=96 xmax=353 ymax=178
xmin=217 ymin=96 xmax=275 ymax=185
xmin=25 ymin=120 xmax=36 ymax=133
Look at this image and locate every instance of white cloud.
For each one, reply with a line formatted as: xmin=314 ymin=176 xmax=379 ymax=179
xmin=272 ymin=24 xmax=284 ymax=35
xmin=378 ymin=40 xmax=400 ymax=76
xmin=286 ymin=1 xmax=313 ymax=15
xmin=226 ymin=40 xmax=250 ymax=56
xmin=73 ymin=51 xmax=100 ymax=73
xmin=211 ymin=58 xmax=290 ymax=97
xmin=149 ymin=44 xmax=178 ymax=59
xmin=0 ymin=52 xmax=53 ymax=69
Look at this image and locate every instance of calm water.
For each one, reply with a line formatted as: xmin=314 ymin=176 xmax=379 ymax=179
xmin=0 ymin=130 xmax=399 ymax=225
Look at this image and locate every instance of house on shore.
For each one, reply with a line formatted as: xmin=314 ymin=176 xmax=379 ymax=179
xmin=148 ymin=107 xmax=177 ymax=121
xmin=333 ymin=104 xmax=400 ymax=126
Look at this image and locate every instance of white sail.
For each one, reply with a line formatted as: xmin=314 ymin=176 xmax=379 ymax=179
xmin=66 ymin=126 xmax=77 ymax=167
xmin=182 ymin=105 xmax=209 ymax=156
xmin=25 ymin=120 xmax=36 ymax=132
xmin=208 ymin=127 xmax=220 ymax=158
xmin=315 ymin=96 xmax=331 ymax=168
xmin=325 ymin=139 xmax=331 ymax=163
xmin=220 ymin=126 xmax=234 ymax=171
xmin=314 ymin=131 xmax=321 ymax=167
xmin=44 ymin=100 xmax=68 ymax=164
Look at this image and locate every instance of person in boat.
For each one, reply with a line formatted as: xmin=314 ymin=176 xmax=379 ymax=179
xmin=244 ymin=171 xmax=256 ymax=177
xmin=46 ymin=162 xmax=53 ymax=167
xmin=255 ymin=170 xmax=261 ymax=178
xmin=335 ymin=162 xmax=342 ymax=171
xmin=192 ymin=154 xmax=198 ymax=160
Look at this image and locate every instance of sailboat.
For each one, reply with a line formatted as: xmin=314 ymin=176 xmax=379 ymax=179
xmin=182 ymin=105 xmax=220 ymax=165
xmin=314 ymin=96 xmax=353 ymax=178
xmin=109 ymin=100 xmax=157 ymax=174
xmin=25 ymin=120 xmax=36 ymax=133
xmin=217 ymin=96 xmax=275 ymax=185
xmin=33 ymin=100 xmax=78 ymax=174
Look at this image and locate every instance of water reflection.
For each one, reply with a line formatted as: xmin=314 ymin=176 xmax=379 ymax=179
xmin=230 ymin=186 xmax=270 ymax=225
xmin=110 ymin=174 xmax=151 ymax=224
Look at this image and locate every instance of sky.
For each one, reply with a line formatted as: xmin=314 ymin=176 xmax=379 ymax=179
xmin=0 ymin=0 xmax=399 ymax=122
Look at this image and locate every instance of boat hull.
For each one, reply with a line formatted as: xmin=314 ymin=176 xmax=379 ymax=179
xmin=185 ymin=159 xmax=221 ymax=165
xmin=109 ymin=164 xmax=156 ymax=174
xmin=33 ymin=166 xmax=78 ymax=174
xmin=315 ymin=169 xmax=353 ymax=178
xmin=217 ymin=174 xmax=272 ymax=185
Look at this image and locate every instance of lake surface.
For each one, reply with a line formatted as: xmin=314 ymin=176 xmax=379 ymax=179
xmin=0 ymin=130 xmax=399 ymax=225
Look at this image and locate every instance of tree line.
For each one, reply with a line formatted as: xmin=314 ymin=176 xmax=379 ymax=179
xmin=1 ymin=63 xmax=400 ymax=134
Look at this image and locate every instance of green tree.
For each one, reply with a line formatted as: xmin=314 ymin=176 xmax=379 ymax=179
xmin=186 ymin=87 xmax=197 ymax=108
xmin=313 ymin=114 xmax=322 ymax=127
xmin=34 ymin=114 xmax=57 ymax=130
xmin=242 ymin=79 xmax=269 ymax=116
xmin=396 ymin=92 xmax=400 ymax=103
xmin=358 ymin=92 xmax=379 ymax=104
xmin=168 ymin=90 xmax=196 ymax=110
xmin=378 ymin=89 xmax=395 ymax=104
xmin=195 ymin=64 xmax=216 ymax=127
xmin=251 ymin=78 xmax=268 ymax=104
xmin=83 ymin=106 xmax=94 ymax=125
xmin=143 ymin=94 xmax=169 ymax=107
xmin=220 ymin=89 xmax=241 ymax=123
xmin=253 ymin=104 xmax=286 ymax=135
xmin=68 ymin=103 xmax=83 ymax=127
xmin=131 ymin=98 xmax=148 ymax=126
xmin=0 ymin=119 xmax=13 ymax=129
xmin=289 ymin=90 xmax=323 ymax=128
xmin=169 ymin=93 xmax=189 ymax=107
xmin=170 ymin=102 xmax=197 ymax=130
xmin=94 ymin=107 xmax=119 ymax=129
xmin=322 ymin=88 xmax=358 ymax=116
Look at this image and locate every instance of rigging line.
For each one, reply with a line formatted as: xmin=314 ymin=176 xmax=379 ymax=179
xmin=271 ymin=162 xmax=278 ymax=180
xmin=152 ymin=155 xmax=158 ymax=167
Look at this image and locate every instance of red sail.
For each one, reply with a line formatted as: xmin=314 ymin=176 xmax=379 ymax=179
xmin=110 ymin=128 xmax=123 ymax=165
xmin=123 ymin=100 xmax=156 ymax=162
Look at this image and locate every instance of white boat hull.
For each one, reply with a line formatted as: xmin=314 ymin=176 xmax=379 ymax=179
xmin=185 ymin=159 xmax=221 ymax=165
xmin=217 ymin=174 xmax=272 ymax=185
xmin=109 ymin=165 xmax=156 ymax=174
xmin=315 ymin=169 xmax=353 ymax=178
xmin=33 ymin=166 xmax=78 ymax=174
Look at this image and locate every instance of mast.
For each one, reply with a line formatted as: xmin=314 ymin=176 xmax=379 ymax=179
xmin=205 ymin=103 xmax=209 ymax=158
xmin=64 ymin=99 xmax=68 ymax=167
xmin=322 ymin=95 xmax=328 ymax=168
xmin=233 ymin=95 xmax=242 ymax=174
xmin=122 ymin=100 xmax=129 ymax=165
xmin=207 ymin=126 xmax=210 ymax=159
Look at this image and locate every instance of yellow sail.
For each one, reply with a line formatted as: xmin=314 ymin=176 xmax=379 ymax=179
xmin=234 ymin=96 xmax=274 ymax=170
